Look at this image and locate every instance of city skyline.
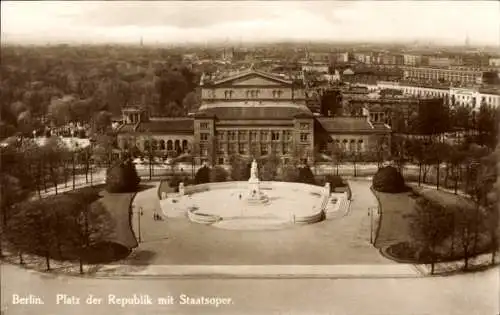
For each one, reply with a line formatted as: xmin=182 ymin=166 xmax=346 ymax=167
xmin=2 ymin=1 xmax=500 ymax=46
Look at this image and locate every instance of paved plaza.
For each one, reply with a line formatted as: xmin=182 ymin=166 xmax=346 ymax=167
xmin=128 ymin=179 xmax=391 ymax=265
xmin=1 ymin=263 xmax=498 ymax=315
xmin=162 ymin=184 xmax=324 ymax=229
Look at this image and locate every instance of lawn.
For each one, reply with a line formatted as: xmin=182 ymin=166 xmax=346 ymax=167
xmin=157 ymin=180 xmax=176 ymax=199
xmin=374 ymin=186 xmax=492 ymax=263
xmin=373 ymin=189 xmax=416 ymax=250
xmin=97 ymin=190 xmax=138 ymax=250
xmin=411 ymin=186 xmax=475 ymax=210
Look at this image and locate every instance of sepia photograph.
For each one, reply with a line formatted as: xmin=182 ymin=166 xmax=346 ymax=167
xmin=0 ymin=1 xmax=499 ymax=314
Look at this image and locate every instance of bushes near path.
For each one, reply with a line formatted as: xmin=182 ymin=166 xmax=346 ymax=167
xmin=372 ymin=166 xmax=406 ymax=193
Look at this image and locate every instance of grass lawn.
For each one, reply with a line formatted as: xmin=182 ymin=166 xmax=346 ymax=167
xmin=373 ymin=190 xmax=416 ymax=250
xmin=97 ymin=190 xmax=138 ymax=250
xmin=374 ymin=186 xmax=489 ymax=263
xmin=157 ymin=180 xmax=176 ymax=199
xmin=411 ymin=186 xmax=475 ymax=210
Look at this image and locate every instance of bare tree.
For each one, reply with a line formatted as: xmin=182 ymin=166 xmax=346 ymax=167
xmin=455 ymin=204 xmax=478 ymax=271
xmin=410 ymin=197 xmax=453 ymax=274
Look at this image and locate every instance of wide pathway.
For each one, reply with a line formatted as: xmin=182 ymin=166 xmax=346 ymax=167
xmin=127 ymin=180 xmax=395 ymax=265
xmin=1 ymin=263 xmax=498 ymax=315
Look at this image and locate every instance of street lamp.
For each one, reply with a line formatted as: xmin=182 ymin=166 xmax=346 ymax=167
xmin=71 ymin=130 xmax=76 ymax=190
xmin=132 ymin=205 xmax=144 ymax=243
xmin=89 ymin=137 xmax=96 ymax=186
xmin=368 ymin=206 xmax=377 ymax=244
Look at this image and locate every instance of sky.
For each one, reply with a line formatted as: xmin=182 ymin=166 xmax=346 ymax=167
xmin=1 ymin=1 xmax=500 ymax=46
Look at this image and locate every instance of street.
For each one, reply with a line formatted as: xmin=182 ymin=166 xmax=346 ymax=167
xmin=1 ymin=263 xmax=498 ymax=315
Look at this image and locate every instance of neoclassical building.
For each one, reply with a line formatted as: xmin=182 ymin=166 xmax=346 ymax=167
xmin=117 ymin=68 xmax=391 ymax=165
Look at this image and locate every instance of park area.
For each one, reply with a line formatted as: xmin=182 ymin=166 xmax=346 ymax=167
xmin=374 ymin=186 xmax=496 ymax=267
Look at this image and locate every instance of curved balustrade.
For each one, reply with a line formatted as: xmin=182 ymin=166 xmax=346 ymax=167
xmin=159 ymin=181 xmax=337 ymax=228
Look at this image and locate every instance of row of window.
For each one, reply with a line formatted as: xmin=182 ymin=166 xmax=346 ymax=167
xmin=215 ymin=130 xmax=294 ymax=142
xmin=122 ymin=139 xmax=189 ymax=151
xmin=332 ymin=139 xmax=364 ymax=152
xmin=223 ymin=90 xmax=286 ymax=99
xmin=203 ymin=131 xmax=310 ymax=143
xmin=401 ymin=88 xmax=499 ymax=107
xmin=204 ymin=143 xmax=294 ymax=156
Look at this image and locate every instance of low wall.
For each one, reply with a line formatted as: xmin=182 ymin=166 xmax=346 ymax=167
xmin=161 ymin=181 xmax=330 ymax=226
xmin=187 ymin=207 xmax=221 ymax=224
xmin=182 ymin=181 xmax=326 ymax=196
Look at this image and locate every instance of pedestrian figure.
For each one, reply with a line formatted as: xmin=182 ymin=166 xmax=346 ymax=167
xmin=239 ymin=194 xmax=242 ymax=200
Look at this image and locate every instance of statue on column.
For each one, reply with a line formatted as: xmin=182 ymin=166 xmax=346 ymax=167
xmin=250 ymin=159 xmax=258 ymax=180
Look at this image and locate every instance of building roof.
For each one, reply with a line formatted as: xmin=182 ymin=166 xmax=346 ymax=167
xmin=317 ymin=116 xmax=384 ymax=133
xmin=196 ymin=105 xmax=313 ymax=120
xmin=371 ymin=122 xmax=392 ymax=131
xmin=120 ymin=119 xmax=194 ymax=134
xmin=203 ymin=69 xmax=296 ymax=86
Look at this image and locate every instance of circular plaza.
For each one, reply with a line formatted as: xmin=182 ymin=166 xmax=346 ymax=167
xmin=160 ymin=181 xmax=328 ymax=230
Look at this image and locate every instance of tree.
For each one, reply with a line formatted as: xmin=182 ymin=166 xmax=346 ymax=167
xmin=454 ymin=205 xmax=478 ymax=270
xmin=182 ymin=90 xmax=201 ymax=113
xmin=47 ymin=95 xmax=76 ymax=126
xmin=475 ymin=104 xmax=498 ymax=148
xmin=260 ymin=153 xmax=280 ymax=181
xmin=410 ymin=197 xmax=453 ymax=274
xmin=91 ymin=111 xmax=112 ymax=134
xmin=450 ymin=104 xmax=473 ymax=135
xmin=428 ymin=141 xmax=449 ymax=189
xmin=8 ymin=200 xmax=53 ymax=270
xmin=67 ymin=197 xmax=114 ymax=274
xmin=280 ymin=165 xmax=299 ymax=182
xmin=194 ymin=165 xmax=210 ymax=184
xmin=42 ymin=137 xmax=69 ymax=195
xmin=327 ymin=142 xmax=341 ymax=175
xmin=0 ymin=174 xmax=26 ymax=225
xmin=391 ymin=136 xmax=407 ymax=173
xmin=371 ymin=135 xmax=390 ymax=169
xmin=93 ymin=133 xmax=116 ymax=168
xmin=229 ymin=155 xmax=250 ymax=181
xmin=210 ymin=166 xmax=228 ymax=182
xmin=106 ymin=160 xmax=140 ymax=193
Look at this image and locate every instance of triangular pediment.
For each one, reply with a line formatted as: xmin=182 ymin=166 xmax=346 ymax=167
xmin=213 ymin=71 xmax=292 ymax=87
xmin=231 ymin=75 xmax=284 ymax=86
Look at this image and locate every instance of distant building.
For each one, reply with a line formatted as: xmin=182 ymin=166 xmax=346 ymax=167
xmin=342 ymin=67 xmax=403 ymax=84
xmin=403 ymin=54 xmax=422 ymax=66
xmin=489 ymin=58 xmax=500 ymax=67
xmin=401 ymin=66 xmax=481 ymax=85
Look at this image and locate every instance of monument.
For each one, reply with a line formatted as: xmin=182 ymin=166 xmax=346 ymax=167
xmin=246 ymin=159 xmax=269 ymax=205
xmin=179 ymin=182 xmax=185 ymax=196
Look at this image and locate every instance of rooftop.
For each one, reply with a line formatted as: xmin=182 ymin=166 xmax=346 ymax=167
xmin=317 ymin=116 xmax=385 ymax=133
xmin=118 ymin=119 xmax=194 ymax=134
xmin=196 ymin=104 xmax=313 ymax=120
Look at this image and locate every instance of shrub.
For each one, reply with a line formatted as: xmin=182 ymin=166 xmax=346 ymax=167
xmin=280 ymin=165 xmax=299 ymax=182
xmin=169 ymin=174 xmax=182 ymax=192
xmin=210 ymin=166 xmax=228 ymax=182
xmin=325 ymin=175 xmax=345 ymax=192
xmin=229 ymin=155 xmax=251 ymax=181
xmin=298 ymin=165 xmax=316 ymax=185
xmin=194 ymin=166 xmax=210 ymax=184
xmin=372 ymin=166 xmax=406 ymax=193
xmin=106 ymin=160 xmax=140 ymax=193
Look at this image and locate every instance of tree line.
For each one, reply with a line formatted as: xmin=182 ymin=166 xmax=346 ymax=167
xmin=1 ymin=45 xmax=201 ymax=139
xmin=1 ymin=187 xmax=114 ymax=274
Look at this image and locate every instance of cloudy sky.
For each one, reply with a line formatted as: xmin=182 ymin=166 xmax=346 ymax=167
xmin=2 ymin=1 xmax=499 ymax=46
